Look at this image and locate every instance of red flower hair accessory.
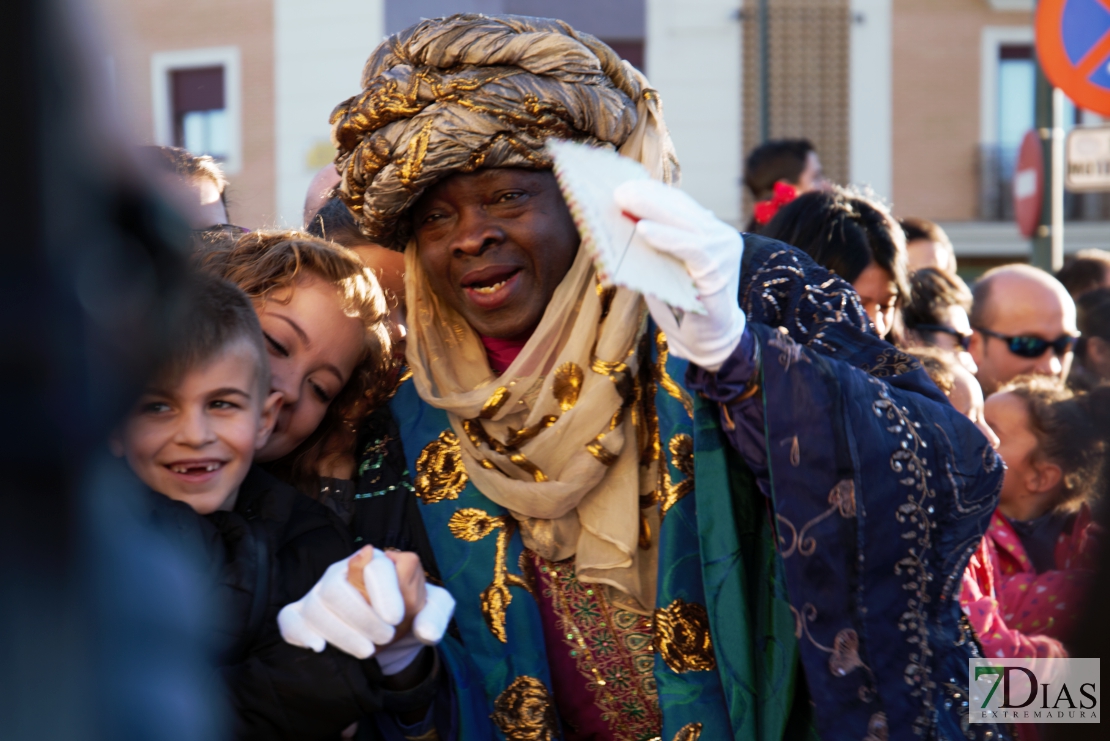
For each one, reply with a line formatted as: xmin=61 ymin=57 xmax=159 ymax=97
xmin=752 ymin=181 xmax=799 ymax=226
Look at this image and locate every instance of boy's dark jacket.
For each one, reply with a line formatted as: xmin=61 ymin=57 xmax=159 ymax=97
xmin=142 ymin=465 xmax=438 ymax=740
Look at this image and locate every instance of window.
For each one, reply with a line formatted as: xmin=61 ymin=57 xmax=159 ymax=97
xmin=172 ymin=67 xmax=228 ymax=158
xmin=151 ymin=47 xmax=242 ymax=173
xmin=978 ymin=29 xmax=1102 ymax=220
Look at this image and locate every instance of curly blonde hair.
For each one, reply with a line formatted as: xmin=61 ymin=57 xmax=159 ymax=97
xmin=198 ymin=230 xmax=396 ymax=494
xmin=999 ymin=376 xmax=1108 ymax=512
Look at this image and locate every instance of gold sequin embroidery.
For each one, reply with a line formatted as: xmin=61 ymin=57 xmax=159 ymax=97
xmin=653 ymin=598 xmax=716 ymax=673
xmin=538 ymin=555 xmax=662 ymax=740
xmin=414 ymin=431 xmax=468 ymax=504
xmin=654 ymin=329 xmax=694 ymax=420
xmin=672 ymin=723 xmax=703 ymax=741
xmin=491 ymin=676 xmax=558 ymax=741
xmin=447 ymin=509 xmax=532 ymax=643
xmin=480 ymin=386 xmax=511 ymax=419
xmin=660 ymin=434 xmax=694 ymax=518
xmin=552 ymin=362 xmax=584 ymax=411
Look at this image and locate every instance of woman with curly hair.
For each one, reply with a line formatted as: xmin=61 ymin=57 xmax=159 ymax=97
xmin=199 ymin=230 xmax=393 ymax=493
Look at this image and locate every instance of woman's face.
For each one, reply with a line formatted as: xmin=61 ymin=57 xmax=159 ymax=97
xmin=852 ymin=263 xmax=898 ymax=336
xmin=253 ymin=275 xmax=365 ymax=462
xmin=412 ymin=168 xmax=580 ymax=340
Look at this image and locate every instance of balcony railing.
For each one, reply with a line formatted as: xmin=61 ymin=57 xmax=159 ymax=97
xmin=978 ymin=144 xmax=1110 ymax=222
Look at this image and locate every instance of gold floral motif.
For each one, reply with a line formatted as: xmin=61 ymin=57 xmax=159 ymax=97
xmin=654 ymin=329 xmax=694 ymax=419
xmin=871 ymin=380 xmax=939 ymax=735
xmin=538 ymin=555 xmax=661 ymax=740
xmin=491 ymin=676 xmax=558 ymax=741
xmin=653 ymin=598 xmax=716 ymax=673
xmin=863 ymin=712 xmax=889 ymax=741
xmin=776 ymin=479 xmax=856 ymax=558
xmin=414 ymin=431 xmax=468 ymax=504
xmin=480 ymin=386 xmax=511 ymax=419
xmin=553 ymin=362 xmax=584 ymax=411
xmin=660 ymin=434 xmax=694 ymax=518
xmin=672 ymin=723 xmax=703 ymax=741
xmin=862 ymin=348 xmax=919 ymax=378
xmin=447 ymin=509 xmax=532 ymax=642
xmin=767 ymin=326 xmax=810 ymax=373
xmin=794 ymin=604 xmax=872 ymax=683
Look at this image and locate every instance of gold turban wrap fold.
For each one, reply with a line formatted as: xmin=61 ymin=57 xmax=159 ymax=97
xmin=330 ymin=13 xmax=678 ymax=248
xmin=332 ymin=14 xmax=679 ymax=614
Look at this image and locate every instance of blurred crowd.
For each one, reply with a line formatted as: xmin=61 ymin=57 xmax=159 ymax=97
xmin=742 ymin=137 xmax=1109 ymax=666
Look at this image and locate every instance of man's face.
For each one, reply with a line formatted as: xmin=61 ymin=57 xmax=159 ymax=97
xmin=795 ymin=151 xmax=828 ymax=193
xmin=412 ymin=168 xmax=580 ymax=340
xmin=969 ymin=273 xmax=1077 ymax=395
xmin=118 ymin=341 xmax=278 ymax=514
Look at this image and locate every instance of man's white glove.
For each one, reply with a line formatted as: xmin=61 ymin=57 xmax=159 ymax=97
xmin=278 ymin=548 xmax=457 ymax=668
xmin=614 ymin=180 xmax=746 ymax=373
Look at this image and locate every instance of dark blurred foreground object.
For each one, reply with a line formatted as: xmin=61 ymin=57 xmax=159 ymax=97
xmin=0 ymin=0 xmax=223 ymax=738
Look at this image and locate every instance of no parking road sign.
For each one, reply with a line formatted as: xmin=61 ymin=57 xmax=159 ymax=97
xmin=1037 ymin=0 xmax=1110 ymax=115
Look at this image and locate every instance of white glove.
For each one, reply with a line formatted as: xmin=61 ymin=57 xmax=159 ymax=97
xmin=278 ymin=549 xmax=457 ymax=668
xmin=278 ymin=549 xmax=403 ymax=659
xmin=614 ymin=180 xmax=746 ymax=373
xmin=373 ymin=584 xmax=456 ymax=675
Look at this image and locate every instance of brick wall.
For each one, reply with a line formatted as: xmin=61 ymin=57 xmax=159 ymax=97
xmin=100 ymin=0 xmax=276 ymax=228
xmin=890 ymin=0 xmax=1030 ymax=222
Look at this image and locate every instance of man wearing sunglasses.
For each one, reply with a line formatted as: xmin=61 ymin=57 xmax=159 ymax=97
xmin=969 ymin=264 xmax=1079 ymax=394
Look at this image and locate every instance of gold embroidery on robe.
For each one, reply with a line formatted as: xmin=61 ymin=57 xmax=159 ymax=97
xmin=654 ymin=329 xmax=694 ymax=419
xmin=491 ymin=676 xmax=558 ymax=741
xmin=447 ymin=509 xmax=532 ymax=642
xmin=414 ymin=431 xmax=468 ymax=504
xmin=653 ymin=598 xmax=716 ymax=673
xmin=659 ymin=434 xmax=694 ymax=518
xmin=539 ymin=555 xmax=661 ymax=740
xmin=672 ymin=722 xmax=703 ymax=741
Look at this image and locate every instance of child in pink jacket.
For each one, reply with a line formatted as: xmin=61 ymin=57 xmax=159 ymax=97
xmin=961 ymin=377 xmax=1106 ymax=658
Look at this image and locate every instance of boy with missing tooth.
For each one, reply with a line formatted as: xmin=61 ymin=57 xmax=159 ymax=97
xmin=111 ymin=275 xmax=438 ymax=739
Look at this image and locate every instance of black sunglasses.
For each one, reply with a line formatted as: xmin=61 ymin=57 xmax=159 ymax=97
xmin=974 ymin=326 xmax=1079 ymax=359
xmin=913 ymin=323 xmax=972 ymax=352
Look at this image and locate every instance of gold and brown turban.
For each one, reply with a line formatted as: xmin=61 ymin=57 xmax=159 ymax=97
xmin=330 ymin=13 xmax=678 ymax=249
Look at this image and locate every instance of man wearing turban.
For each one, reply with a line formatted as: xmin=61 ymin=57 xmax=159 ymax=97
xmin=322 ymin=14 xmax=1006 ymax=741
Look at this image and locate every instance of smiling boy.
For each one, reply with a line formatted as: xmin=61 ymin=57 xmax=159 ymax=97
xmin=115 ymin=276 xmax=280 ymax=513
xmin=112 ymin=274 xmax=442 ymax=739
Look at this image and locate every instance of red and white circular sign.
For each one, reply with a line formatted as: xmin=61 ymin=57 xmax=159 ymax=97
xmin=1014 ymin=129 xmax=1045 ymax=238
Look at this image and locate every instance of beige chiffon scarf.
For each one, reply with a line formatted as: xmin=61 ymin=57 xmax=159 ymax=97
xmin=404 ymin=65 xmax=677 ymax=612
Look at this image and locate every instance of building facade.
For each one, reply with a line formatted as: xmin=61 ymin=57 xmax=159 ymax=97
xmin=99 ymin=0 xmax=1106 ymax=268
